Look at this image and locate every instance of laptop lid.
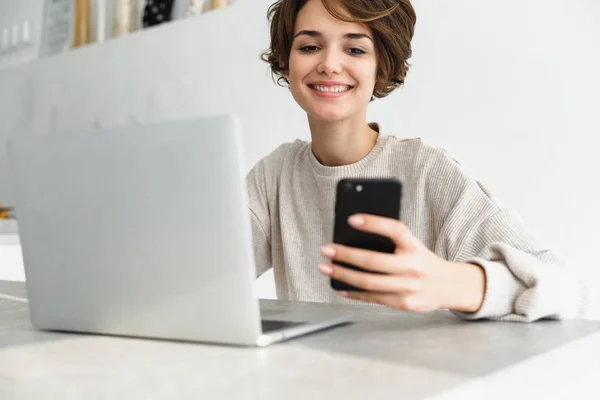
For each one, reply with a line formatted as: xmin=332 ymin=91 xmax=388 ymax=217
xmin=7 ymin=114 xmax=263 ymax=345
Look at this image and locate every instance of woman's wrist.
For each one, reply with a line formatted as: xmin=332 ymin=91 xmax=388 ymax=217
xmin=442 ymin=261 xmax=487 ymax=313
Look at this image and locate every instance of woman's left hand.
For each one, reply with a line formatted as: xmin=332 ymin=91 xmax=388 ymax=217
xmin=318 ymin=214 xmax=486 ymax=313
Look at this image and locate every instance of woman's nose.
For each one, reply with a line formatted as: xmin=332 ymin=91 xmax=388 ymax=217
xmin=317 ymin=49 xmax=343 ymax=76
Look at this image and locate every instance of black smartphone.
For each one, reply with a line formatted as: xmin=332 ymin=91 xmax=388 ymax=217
xmin=331 ymin=178 xmax=402 ymax=291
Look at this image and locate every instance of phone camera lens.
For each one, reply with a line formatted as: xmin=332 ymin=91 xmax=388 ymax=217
xmin=344 ymin=182 xmax=353 ymax=191
xmin=356 ymin=185 xmax=363 ymax=192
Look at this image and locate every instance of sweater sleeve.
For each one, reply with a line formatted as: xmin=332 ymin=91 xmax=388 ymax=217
xmin=422 ymin=147 xmax=589 ymax=322
xmin=246 ymin=159 xmax=273 ymax=278
xmin=451 ymin=209 xmax=589 ymax=322
xmin=245 ymin=142 xmax=293 ymax=278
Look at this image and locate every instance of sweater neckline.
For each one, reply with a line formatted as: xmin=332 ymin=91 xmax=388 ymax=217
xmin=308 ymin=133 xmax=390 ymax=177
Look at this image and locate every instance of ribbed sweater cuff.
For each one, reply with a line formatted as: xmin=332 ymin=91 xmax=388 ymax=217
xmin=452 ymin=258 xmax=526 ymax=320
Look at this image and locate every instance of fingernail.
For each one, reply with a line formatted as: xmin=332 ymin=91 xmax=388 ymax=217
xmin=319 ymin=263 xmax=333 ymax=275
xmin=321 ymin=245 xmax=336 ymax=258
xmin=338 ymin=291 xmax=349 ymax=297
xmin=349 ymin=215 xmax=365 ymax=226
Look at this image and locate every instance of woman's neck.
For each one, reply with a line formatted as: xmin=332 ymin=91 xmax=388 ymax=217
xmin=309 ymin=115 xmax=379 ymax=167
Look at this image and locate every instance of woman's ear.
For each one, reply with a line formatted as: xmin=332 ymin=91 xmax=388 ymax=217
xmin=278 ymin=56 xmax=289 ymax=80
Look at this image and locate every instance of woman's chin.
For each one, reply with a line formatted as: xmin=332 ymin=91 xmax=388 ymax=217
xmin=307 ymin=109 xmax=349 ymax=123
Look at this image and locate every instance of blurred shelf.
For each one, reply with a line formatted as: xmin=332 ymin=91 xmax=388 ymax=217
xmin=0 ymin=0 xmax=234 ymax=75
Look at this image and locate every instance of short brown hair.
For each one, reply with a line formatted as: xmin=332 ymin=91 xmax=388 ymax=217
xmin=261 ymin=0 xmax=417 ymax=99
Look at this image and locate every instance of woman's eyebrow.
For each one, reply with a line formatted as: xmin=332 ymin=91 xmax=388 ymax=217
xmin=294 ymin=30 xmax=373 ymax=42
xmin=345 ymin=33 xmax=373 ymax=42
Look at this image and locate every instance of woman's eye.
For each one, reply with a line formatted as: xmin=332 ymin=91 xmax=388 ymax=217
xmin=299 ymin=46 xmax=319 ymax=53
xmin=348 ymin=48 xmax=366 ymax=55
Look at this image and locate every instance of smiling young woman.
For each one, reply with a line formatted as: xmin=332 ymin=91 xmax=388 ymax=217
xmin=246 ymin=0 xmax=588 ymax=322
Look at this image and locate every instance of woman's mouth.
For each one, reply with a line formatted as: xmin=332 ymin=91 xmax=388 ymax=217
xmin=308 ymin=84 xmax=354 ymax=98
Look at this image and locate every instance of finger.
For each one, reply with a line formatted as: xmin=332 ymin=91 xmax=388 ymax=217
xmin=348 ymin=214 xmax=421 ymax=251
xmin=319 ymin=262 xmax=419 ymax=293
xmin=320 ymin=244 xmax=397 ymax=273
xmin=321 ymin=244 xmax=406 ymax=275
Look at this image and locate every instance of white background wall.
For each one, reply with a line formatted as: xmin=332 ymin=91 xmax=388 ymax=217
xmin=0 ymin=0 xmax=599 ymax=317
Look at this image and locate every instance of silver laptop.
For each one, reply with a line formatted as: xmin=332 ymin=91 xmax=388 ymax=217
xmin=6 ymin=114 xmax=352 ymax=347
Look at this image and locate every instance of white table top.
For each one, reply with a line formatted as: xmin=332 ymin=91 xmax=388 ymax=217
xmin=1 ymin=280 xmax=600 ymax=400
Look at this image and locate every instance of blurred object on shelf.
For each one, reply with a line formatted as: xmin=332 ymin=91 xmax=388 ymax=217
xmin=40 ymin=0 xmax=73 ymax=57
xmin=210 ymin=0 xmax=229 ymax=10
xmin=0 ymin=203 xmax=17 ymax=235
xmin=95 ymin=0 xmax=107 ymax=43
xmin=185 ymin=0 xmax=204 ymax=17
xmin=113 ymin=0 xmax=138 ymax=36
xmin=73 ymin=0 xmax=91 ymax=47
xmin=0 ymin=205 xmax=15 ymax=220
xmin=142 ymin=0 xmax=175 ymax=28
xmin=0 ymin=20 xmax=35 ymax=70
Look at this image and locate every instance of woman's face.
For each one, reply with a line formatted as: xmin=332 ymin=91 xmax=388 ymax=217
xmin=286 ymin=0 xmax=378 ymax=123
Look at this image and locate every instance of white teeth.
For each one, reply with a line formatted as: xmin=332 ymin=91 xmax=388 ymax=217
xmin=311 ymin=85 xmax=351 ymax=93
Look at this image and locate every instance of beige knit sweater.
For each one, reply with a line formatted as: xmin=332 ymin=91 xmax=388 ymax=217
xmin=246 ymin=133 xmax=588 ymax=322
